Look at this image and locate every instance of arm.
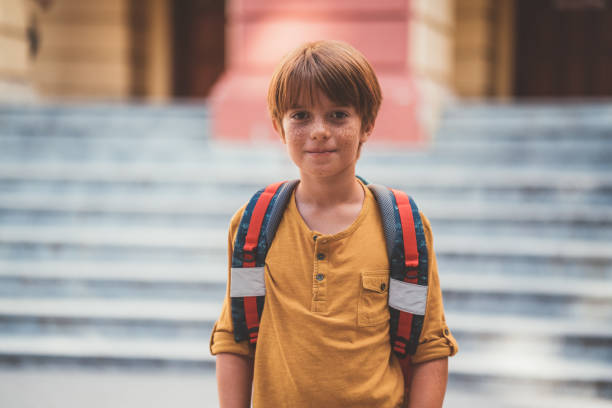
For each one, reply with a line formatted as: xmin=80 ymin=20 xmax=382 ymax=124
xmin=214 ymin=206 xmax=254 ymax=407
xmin=217 ymin=352 xmax=254 ymax=408
xmin=406 ymin=357 xmax=448 ymax=408
xmin=405 ymin=214 xmax=457 ymax=407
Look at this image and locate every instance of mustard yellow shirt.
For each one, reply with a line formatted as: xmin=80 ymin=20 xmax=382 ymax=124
xmin=210 ymin=184 xmax=458 ymax=407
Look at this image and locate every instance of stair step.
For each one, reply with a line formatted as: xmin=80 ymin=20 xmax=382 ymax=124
xmin=0 ymin=335 xmax=609 ymax=383
xmin=445 ymin=388 xmax=612 ymax=408
xmin=447 ymin=312 xmax=612 ymax=339
xmin=451 ymin=317 xmax=612 ymax=363
xmin=436 ymin=235 xmax=612 ymax=261
xmin=443 ymin=292 xmax=612 ymax=321
xmin=0 ymin=194 xmax=242 ymax=216
xmin=451 ymin=351 xmax=612 ymax=383
xmin=1 ymin=226 xmax=610 ymax=261
xmin=441 ymin=103 xmax=612 ymax=122
xmin=443 ymin=274 xmax=612 ymax=300
xmin=0 ymin=261 xmax=226 ymax=283
xmin=0 ymin=296 xmax=608 ymax=340
xmin=0 ymin=335 xmax=214 ymax=363
xmin=0 ymin=104 xmax=210 ymax=139
xmin=2 ymin=194 xmax=611 ymax=225
xmin=0 ymin=162 xmax=297 ymax=184
xmin=1 ymin=220 xmax=609 ymax=242
xmin=4 ymin=134 xmax=611 ymax=150
xmin=1 ymin=163 xmax=611 ymax=191
xmin=2 ymin=186 xmax=610 ymax=211
xmin=437 ymin=122 xmax=612 ymax=141
xmin=0 ymin=298 xmax=220 ymax=322
xmin=3 ymin=138 xmax=611 ymax=171
xmin=0 ymin=225 xmax=226 ymax=251
xmin=0 ymin=139 xmax=289 ymax=165
xmin=442 ymin=102 xmax=612 ymax=115
xmin=0 ymin=103 xmax=210 ymax=116
xmin=0 ymin=368 xmax=220 ymax=408
xmin=1 ymin=261 xmax=610 ymax=301
xmin=437 ymin=256 xmax=612 ymax=281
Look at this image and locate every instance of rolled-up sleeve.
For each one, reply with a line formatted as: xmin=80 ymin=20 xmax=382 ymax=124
xmin=411 ymin=213 xmax=459 ymax=364
xmin=209 ymin=205 xmax=253 ymax=357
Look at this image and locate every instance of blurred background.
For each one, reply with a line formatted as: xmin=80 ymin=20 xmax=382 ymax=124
xmin=0 ymin=0 xmax=611 ymax=407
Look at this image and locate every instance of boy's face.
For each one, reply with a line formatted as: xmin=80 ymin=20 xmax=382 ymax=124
xmin=274 ymin=88 xmax=372 ymax=180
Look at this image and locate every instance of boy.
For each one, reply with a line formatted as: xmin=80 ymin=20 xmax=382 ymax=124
xmin=210 ymin=40 xmax=458 ymax=408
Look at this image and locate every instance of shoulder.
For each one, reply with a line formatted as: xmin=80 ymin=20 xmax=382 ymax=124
xmin=228 ymin=203 xmax=247 ymax=241
xmin=228 ymin=180 xmax=297 ymax=235
xmin=419 ymin=211 xmax=433 ymax=235
xmin=365 ymin=183 xmax=433 ymax=238
xmin=419 ymin=210 xmax=434 ymax=248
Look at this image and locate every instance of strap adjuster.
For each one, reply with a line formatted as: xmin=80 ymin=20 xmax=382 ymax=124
xmin=243 ymin=250 xmax=255 ymax=262
xmin=392 ymin=336 xmax=409 ymax=358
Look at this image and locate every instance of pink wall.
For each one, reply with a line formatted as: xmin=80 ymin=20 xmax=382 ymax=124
xmin=209 ymin=0 xmax=422 ymax=144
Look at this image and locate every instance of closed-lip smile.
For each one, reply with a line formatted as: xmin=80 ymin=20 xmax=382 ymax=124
xmin=306 ymin=149 xmax=336 ymax=153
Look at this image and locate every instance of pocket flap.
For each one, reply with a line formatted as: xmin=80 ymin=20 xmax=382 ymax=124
xmin=362 ymin=274 xmax=389 ymax=293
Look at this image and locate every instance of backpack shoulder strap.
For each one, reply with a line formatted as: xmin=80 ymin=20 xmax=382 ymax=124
xmin=230 ymin=180 xmax=299 ymax=344
xmin=367 ymin=184 xmax=429 ymax=357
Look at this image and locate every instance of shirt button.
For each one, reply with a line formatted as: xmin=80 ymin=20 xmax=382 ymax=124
xmin=444 ymin=328 xmax=450 ymax=335
xmin=380 ymin=283 xmax=386 ymax=291
xmin=316 ymin=273 xmax=325 ymax=281
xmin=313 ymin=235 xmax=318 ymax=241
xmin=317 ymin=253 xmax=325 ymax=260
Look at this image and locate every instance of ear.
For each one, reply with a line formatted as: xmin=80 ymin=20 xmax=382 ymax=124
xmin=272 ymin=119 xmax=286 ymax=144
xmin=360 ymin=121 xmax=374 ymax=143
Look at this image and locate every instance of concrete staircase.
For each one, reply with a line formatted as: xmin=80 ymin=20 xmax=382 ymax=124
xmin=0 ymin=102 xmax=611 ymax=407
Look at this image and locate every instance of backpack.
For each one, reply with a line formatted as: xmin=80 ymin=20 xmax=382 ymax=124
xmin=228 ymin=178 xmax=429 ymax=394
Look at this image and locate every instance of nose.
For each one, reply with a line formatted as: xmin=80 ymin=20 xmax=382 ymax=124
xmin=311 ymin=117 xmax=330 ymax=140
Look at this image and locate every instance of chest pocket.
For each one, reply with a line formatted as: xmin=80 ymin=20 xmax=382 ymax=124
xmin=358 ymin=271 xmax=390 ymax=327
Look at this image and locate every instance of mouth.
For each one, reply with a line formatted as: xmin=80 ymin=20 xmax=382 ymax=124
xmin=306 ymin=149 xmax=336 ymax=154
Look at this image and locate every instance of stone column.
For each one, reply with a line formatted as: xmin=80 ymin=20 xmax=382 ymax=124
xmin=208 ymin=0 xmax=423 ymax=143
xmin=0 ymin=0 xmax=35 ymax=101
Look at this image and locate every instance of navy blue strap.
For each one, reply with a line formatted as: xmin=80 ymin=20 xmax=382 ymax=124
xmin=231 ymin=180 xmax=299 ymax=343
xmin=368 ymin=184 xmax=428 ymax=357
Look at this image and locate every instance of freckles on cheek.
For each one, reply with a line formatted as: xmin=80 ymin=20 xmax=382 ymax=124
xmin=339 ymin=126 xmax=362 ymax=149
xmin=285 ymin=128 xmax=307 ymax=155
xmin=288 ymin=127 xmax=308 ymax=143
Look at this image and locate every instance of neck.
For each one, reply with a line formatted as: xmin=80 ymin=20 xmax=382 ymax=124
xmin=296 ymin=167 xmax=363 ymax=208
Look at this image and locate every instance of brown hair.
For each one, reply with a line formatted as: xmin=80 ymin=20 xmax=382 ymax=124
xmin=267 ymin=40 xmax=382 ymax=134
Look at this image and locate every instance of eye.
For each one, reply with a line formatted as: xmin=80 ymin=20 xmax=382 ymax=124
xmin=330 ymin=111 xmax=348 ymax=120
xmin=290 ymin=111 xmax=308 ymax=120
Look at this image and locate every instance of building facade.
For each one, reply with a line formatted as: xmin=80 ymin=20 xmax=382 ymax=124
xmin=1 ymin=0 xmax=610 ymax=140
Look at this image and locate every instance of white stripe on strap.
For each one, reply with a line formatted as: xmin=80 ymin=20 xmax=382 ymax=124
xmin=388 ymin=278 xmax=428 ymax=315
xmin=230 ymin=267 xmax=266 ymax=297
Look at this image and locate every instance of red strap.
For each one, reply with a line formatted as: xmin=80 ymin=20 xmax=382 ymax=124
xmin=393 ymin=312 xmax=414 ymax=354
xmin=241 ymin=181 xmax=285 ymax=344
xmin=242 ymin=181 xmax=285 ymax=267
xmin=391 ymin=189 xmax=419 ymax=395
xmin=399 ymin=356 xmax=414 ymax=401
xmin=243 ymin=296 xmax=259 ymax=344
xmin=391 ymin=189 xmax=419 ymax=275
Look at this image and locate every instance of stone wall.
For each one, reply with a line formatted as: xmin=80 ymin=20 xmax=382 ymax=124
xmin=0 ymin=0 xmax=33 ymax=101
xmin=30 ymin=0 xmax=133 ymax=99
xmin=454 ymin=0 xmax=495 ymax=97
xmin=1 ymin=0 xmax=515 ymax=111
xmin=410 ymin=0 xmax=455 ymax=134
